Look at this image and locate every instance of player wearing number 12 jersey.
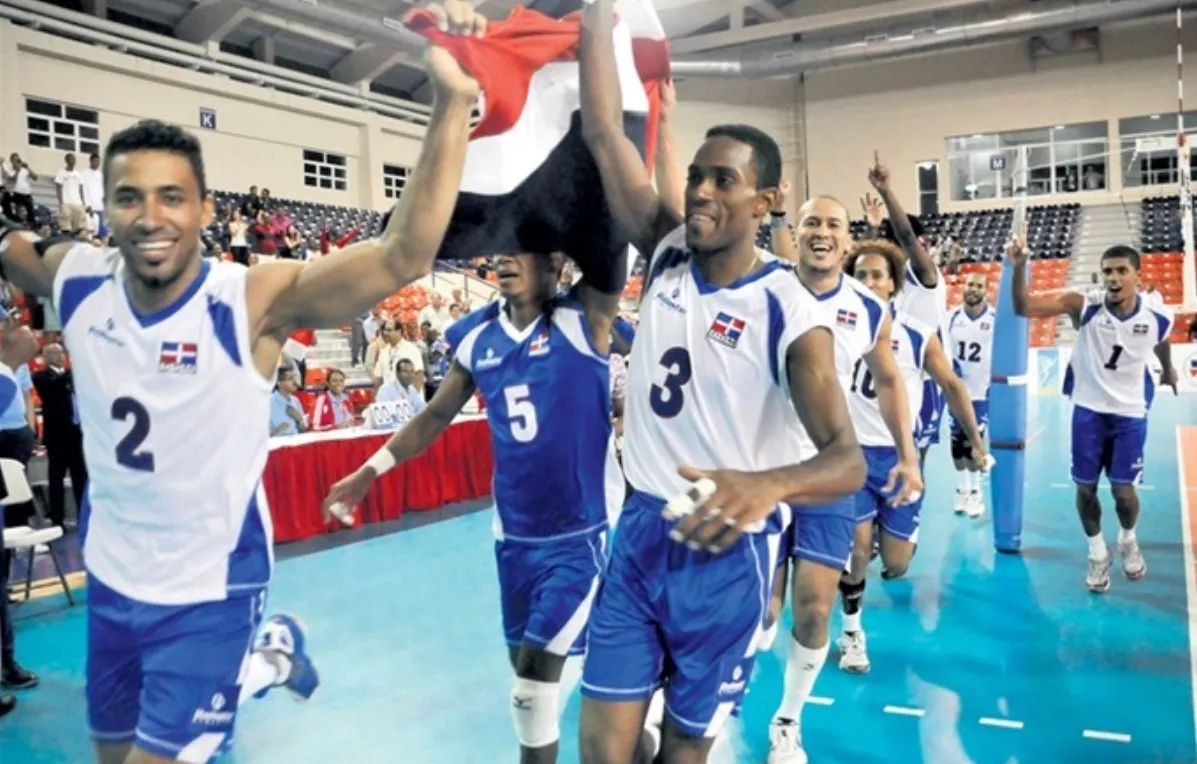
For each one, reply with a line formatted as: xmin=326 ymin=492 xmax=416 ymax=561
xmin=945 ymin=273 xmax=994 ymax=518
xmin=0 ymin=36 xmax=479 ymax=764
xmin=1011 ymin=242 xmax=1176 ymax=594
xmin=577 ymin=2 xmax=865 ymax=761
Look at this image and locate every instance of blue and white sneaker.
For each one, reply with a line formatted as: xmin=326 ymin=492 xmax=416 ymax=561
xmin=255 ymin=613 xmax=320 ymax=702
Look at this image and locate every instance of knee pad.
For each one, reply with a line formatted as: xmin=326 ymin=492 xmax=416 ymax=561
xmin=510 ymin=677 xmax=560 ymax=749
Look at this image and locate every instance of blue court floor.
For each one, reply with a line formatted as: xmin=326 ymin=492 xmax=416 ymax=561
xmin=2 ymin=394 xmax=1196 ymax=763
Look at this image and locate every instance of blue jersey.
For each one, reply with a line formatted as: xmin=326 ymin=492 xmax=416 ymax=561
xmin=446 ymin=296 xmax=618 ymax=541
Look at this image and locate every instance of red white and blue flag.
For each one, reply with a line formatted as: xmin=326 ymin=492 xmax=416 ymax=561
xmin=837 ymin=309 xmax=858 ymax=328
xmin=404 ymin=2 xmax=669 ymax=282
xmin=529 ymin=331 xmax=550 ymax=356
xmin=158 ymin=342 xmax=198 ymax=373
xmin=708 ymin=312 xmax=747 ymax=349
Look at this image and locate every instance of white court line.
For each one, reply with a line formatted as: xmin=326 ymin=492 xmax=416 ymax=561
xmin=1083 ymin=730 xmax=1132 ymax=743
xmin=1176 ymin=426 xmax=1197 ymax=760
xmin=979 ymin=717 xmax=1024 ymax=730
xmin=883 ymin=705 xmax=925 ymax=718
xmin=807 ymin=696 xmax=834 ymax=706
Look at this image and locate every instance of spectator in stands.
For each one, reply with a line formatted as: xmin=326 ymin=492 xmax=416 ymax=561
xmin=450 ymin=288 xmax=472 ymax=311
xmin=375 ymin=358 xmax=427 ymax=415
xmin=1188 ymin=315 xmax=1197 ymax=342
xmin=445 ymin=302 xmax=464 ymax=330
xmin=241 ymin=185 xmax=263 ymax=221
xmin=367 ymin=319 xmax=423 ymax=389
xmin=252 ymin=210 xmax=277 ymax=255
xmin=54 ymin=153 xmax=87 ymax=236
xmin=31 ymin=343 xmax=86 ymax=530
xmin=227 ymin=208 xmax=250 ymax=265
xmin=422 ymin=322 xmax=448 ymax=398
xmin=418 ymin=292 xmax=452 ymax=331
xmin=1 ymin=153 xmax=36 ymax=224
xmin=81 ymin=152 xmax=104 ymax=236
xmin=0 ymin=321 xmax=41 ymax=695
xmin=1090 ymin=272 xmax=1100 ymax=285
xmin=280 ymin=225 xmax=304 ymax=260
xmin=269 ymin=368 xmax=308 ymax=437
xmin=310 ymin=369 xmax=355 ymax=431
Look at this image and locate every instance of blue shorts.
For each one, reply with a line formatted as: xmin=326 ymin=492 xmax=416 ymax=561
xmin=496 ymin=527 xmax=607 ymax=657
xmin=950 ymin=400 xmax=989 ymax=460
xmin=581 ymin=492 xmax=782 ymax=738
xmin=87 ymin=574 xmax=265 ymax=762
xmin=784 ymin=496 xmax=856 ymax=571
xmin=1071 ymin=404 xmax=1147 ymax=486
xmin=916 ymin=379 xmax=945 ymax=449
xmin=854 ymin=447 xmax=924 ymax=542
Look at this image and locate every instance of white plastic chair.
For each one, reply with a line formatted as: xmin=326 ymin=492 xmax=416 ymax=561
xmin=1 ymin=458 xmax=74 ymax=606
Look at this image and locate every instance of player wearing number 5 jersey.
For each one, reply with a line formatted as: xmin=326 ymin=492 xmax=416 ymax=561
xmin=0 ymin=24 xmax=479 ymax=763
xmin=945 ymin=273 xmax=994 ymax=518
xmin=1011 ymin=242 xmax=1176 ymax=594
xmin=577 ymin=2 xmax=865 ymax=762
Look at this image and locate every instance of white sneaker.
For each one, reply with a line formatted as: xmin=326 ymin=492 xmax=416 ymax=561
xmin=767 ymin=719 xmax=808 ymax=764
xmin=1118 ymin=538 xmax=1147 ymax=580
xmin=836 ymin=631 xmax=870 ymax=674
xmin=965 ymin=490 xmax=985 ymax=518
xmin=954 ymin=490 xmax=968 ymax=514
xmin=1087 ymin=554 xmax=1112 ymax=593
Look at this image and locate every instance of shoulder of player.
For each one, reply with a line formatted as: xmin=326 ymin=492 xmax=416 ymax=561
xmin=840 ymin=274 xmax=886 ymax=311
xmin=896 ymin=310 xmax=935 ymax=340
xmin=444 ymin=301 xmax=501 ymax=348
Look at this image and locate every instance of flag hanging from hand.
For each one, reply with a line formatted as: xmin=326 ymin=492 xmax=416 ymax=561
xmin=403 ymin=1 xmax=670 ymax=293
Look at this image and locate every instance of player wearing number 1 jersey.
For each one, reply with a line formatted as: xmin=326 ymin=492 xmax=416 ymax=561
xmin=1011 ymin=242 xmax=1176 ymax=594
xmin=0 ymin=28 xmax=480 ymax=764
xmin=945 ymin=273 xmax=994 ymax=518
xmin=577 ymin=3 xmax=865 ymax=762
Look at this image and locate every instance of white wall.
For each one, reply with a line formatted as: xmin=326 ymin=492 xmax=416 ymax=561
xmin=0 ymin=19 xmax=425 ymax=210
xmin=803 ymin=17 xmax=1185 ymax=212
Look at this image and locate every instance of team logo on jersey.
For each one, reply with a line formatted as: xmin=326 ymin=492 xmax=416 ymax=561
xmin=980 ymin=321 xmax=992 ymax=330
xmin=836 ymin=309 xmax=858 ymax=328
xmin=87 ymin=318 xmax=124 ymax=347
xmin=476 ymin=347 xmax=502 ymax=370
xmin=529 ymin=331 xmax=550 ymax=357
xmin=655 ymin=286 xmax=686 ymax=315
xmin=1132 ymin=323 xmax=1149 ymax=336
xmin=158 ymin=341 xmax=198 ymax=374
xmin=707 ymin=312 xmax=746 ymax=349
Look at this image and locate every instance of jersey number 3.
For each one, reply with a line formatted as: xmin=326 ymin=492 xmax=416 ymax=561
xmin=650 ymin=347 xmax=693 ymax=418
xmin=504 ymin=384 xmax=539 ymax=443
xmin=112 ymin=397 xmax=155 ymax=472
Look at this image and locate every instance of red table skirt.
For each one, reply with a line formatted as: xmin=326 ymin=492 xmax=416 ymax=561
xmin=263 ymin=418 xmax=494 ymax=543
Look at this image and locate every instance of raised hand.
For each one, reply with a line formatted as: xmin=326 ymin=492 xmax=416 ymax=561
xmin=860 ymin=192 xmax=884 ymax=229
xmin=424 ymin=1 xmax=485 ymax=100
xmin=868 ymin=150 xmax=891 ymax=192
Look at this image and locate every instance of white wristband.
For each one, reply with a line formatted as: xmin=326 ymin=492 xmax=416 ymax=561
xmin=366 ymin=447 xmax=397 ymax=476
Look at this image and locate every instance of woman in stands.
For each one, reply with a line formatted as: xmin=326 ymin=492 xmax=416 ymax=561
xmin=310 ymin=369 xmax=355 ymax=431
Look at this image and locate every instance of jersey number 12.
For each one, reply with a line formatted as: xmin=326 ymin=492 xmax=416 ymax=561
xmin=956 ymin=341 xmax=982 ymax=363
xmin=112 ymin=397 xmax=155 ymax=472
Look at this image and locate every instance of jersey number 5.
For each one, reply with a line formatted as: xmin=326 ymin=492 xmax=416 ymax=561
xmin=650 ymin=347 xmax=693 ymax=419
xmin=504 ymin=384 xmax=539 ymax=443
xmin=112 ymin=397 xmax=155 ymax=472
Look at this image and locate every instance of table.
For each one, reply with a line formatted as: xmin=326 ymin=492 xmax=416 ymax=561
xmin=263 ymin=416 xmax=494 ymax=543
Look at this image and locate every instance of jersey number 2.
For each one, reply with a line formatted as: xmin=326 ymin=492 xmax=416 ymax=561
xmin=112 ymin=397 xmax=155 ymax=472
xmin=650 ymin=347 xmax=693 ymax=419
xmin=504 ymin=384 xmax=539 ymax=443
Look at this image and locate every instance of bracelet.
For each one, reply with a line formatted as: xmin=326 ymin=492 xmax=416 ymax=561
xmin=769 ymin=210 xmax=786 ymax=217
xmin=365 ymin=447 xmax=397 ymax=476
xmin=769 ymin=216 xmax=790 ymax=229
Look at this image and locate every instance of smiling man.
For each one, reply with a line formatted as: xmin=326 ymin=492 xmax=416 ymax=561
xmin=1011 ymin=242 xmax=1177 ymax=594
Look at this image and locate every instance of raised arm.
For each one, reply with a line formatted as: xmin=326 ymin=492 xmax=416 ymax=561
xmin=580 ymin=0 xmax=681 ymax=257
xmin=869 ymin=152 xmax=937 ymax=287
xmin=862 ymin=314 xmax=922 ymax=504
xmin=0 ymin=222 xmax=75 ymax=298
xmin=1008 ymin=235 xmax=1084 ymax=323
xmin=322 ymin=362 xmax=477 ymax=520
xmin=654 ymin=79 xmax=685 ymax=216
xmin=252 ymin=6 xmax=480 ymax=339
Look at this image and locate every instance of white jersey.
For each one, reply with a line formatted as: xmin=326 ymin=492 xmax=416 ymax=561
xmin=624 ymin=227 xmax=833 ymax=518
xmin=895 ymin=260 xmax=947 ymax=336
xmin=54 ymin=245 xmax=274 ymax=605
xmin=850 ymin=309 xmax=933 ymax=448
xmin=811 ymin=274 xmax=886 ymax=394
xmin=1065 ymin=292 xmax=1173 ymax=418
xmin=946 ymin=303 xmax=995 ymax=401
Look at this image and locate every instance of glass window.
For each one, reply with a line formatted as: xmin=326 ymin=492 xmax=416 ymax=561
xmin=383 ymin=164 xmax=409 ymax=200
xmin=945 ymin=121 xmax=1108 ymax=198
xmin=303 ymin=150 xmax=348 ymax=191
xmin=24 ymin=97 xmax=98 ymax=155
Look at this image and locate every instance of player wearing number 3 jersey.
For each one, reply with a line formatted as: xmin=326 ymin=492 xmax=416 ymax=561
xmin=0 ymin=30 xmax=480 ymax=763
xmin=1011 ymin=242 xmax=1176 ymax=595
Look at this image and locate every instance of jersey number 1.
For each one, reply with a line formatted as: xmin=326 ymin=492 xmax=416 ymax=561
xmin=1103 ymin=344 xmax=1125 ymax=371
xmin=112 ymin=397 xmax=155 ymax=472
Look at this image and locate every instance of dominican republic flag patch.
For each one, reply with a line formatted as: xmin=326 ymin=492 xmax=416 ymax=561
xmin=1187 ymin=355 xmax=1197 ymax=379
xmin=836 ymin=309 xmax=858 ymax=328
xmin=403 ymin=2 xmax=669 ymax=277
xmin=708 ymin=312 xmax=746 ymax=349
xmin=158 ymin=341 xmax=197 ymax=373
xmin=1132 ymin=323 xmax=1149 ymax=335
xmin=529 ymin=331 xmax=550 ymax=357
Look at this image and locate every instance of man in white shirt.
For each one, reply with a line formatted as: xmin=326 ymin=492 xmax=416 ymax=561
xmin=80 ymin=153 xmax=105 ymax=237
xmin=54 ymin=153 xmax=86 ymax=235
xmin=2 ymin=154 xmax=36 ymax=224
xmin=417 ymin=291 xmax=452 ymax=331
xmin=374 ymin=358 xmax=427 ymax=415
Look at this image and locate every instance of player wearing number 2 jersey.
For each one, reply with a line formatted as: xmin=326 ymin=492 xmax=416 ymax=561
xmin=577 ymin=3 xmax=865 ymax=762
xmin=0 ymin=32 xmax=480 ymax=764
xmin=1011 ymin=242 xmax=1176 ymax=594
